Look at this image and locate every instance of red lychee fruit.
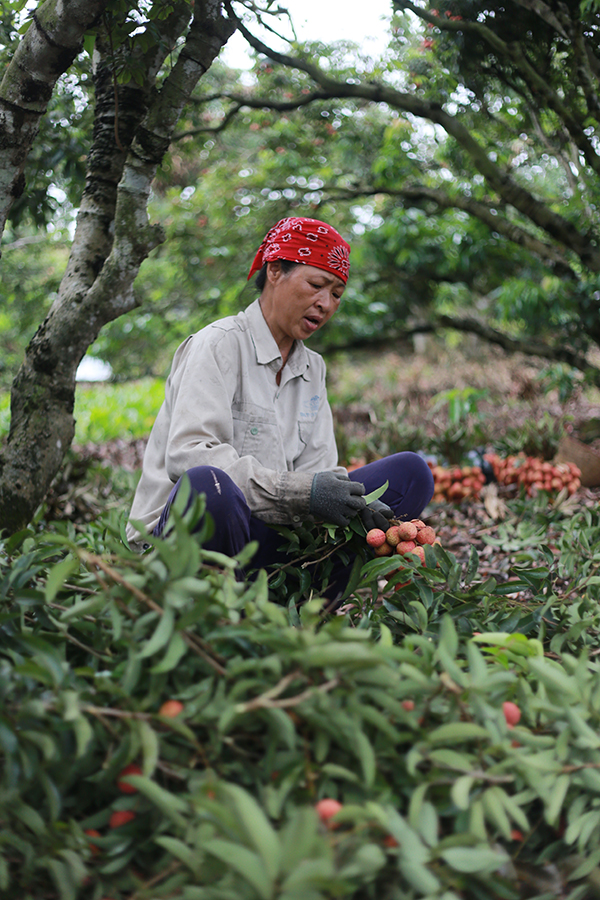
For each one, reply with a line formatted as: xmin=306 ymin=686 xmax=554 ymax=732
xmin=385 ymin=525 xmax=401 ymax=547
xmin=109 ymin=810 xmax=136 ymax=829
xmin=117 ymin=764 xmax=142 ymax=794
xmin=396 ymin=540 xmax=416 ymax=555
xmin=159 ymin=700 xmax=184 ymax=718
xmin=502 ymin=701 xmax=521 ymax=729
xmin=397 ymin=521 xmax=418 ymax=541
xmin=409 ymin=546 xmax=426 ymax=564
xmin=315 ymin=798 xmax=343 ymax=829
xmin=374 ymin=541 xmax=394 ymax=556
xmin=416 ymin=526 xmax=436 ymax=545
xmin=366 ymin=528 xmax=387 ymax=548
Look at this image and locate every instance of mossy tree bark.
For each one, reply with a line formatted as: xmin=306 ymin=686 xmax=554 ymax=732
xmin=0 ymin=0 xmax=236 ymax=535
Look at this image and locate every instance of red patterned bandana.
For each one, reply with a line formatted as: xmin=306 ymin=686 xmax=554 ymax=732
xmin=247 ymin=217 xmax=351 ymax=283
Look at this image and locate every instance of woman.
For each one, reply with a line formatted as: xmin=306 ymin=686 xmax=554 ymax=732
xmin=126 ymin=216 xmax=434 ymax=590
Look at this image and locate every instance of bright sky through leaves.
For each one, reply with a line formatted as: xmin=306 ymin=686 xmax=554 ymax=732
xmin=222 ymin=0 xmax=393 ymax=68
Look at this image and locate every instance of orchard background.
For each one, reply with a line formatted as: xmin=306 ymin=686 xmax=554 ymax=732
xmin=4 ymin=1 xmax=600 ymax=898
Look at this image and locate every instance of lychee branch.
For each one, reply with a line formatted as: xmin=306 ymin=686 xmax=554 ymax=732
xmin=236 ymin=675 xmax=340 ymax=713
xmin=76 ymin=550 xmax=228 ymax=676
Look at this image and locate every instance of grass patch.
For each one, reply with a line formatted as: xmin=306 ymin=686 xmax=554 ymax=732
xmin=73 ymin=378 xmax=165 ymax=444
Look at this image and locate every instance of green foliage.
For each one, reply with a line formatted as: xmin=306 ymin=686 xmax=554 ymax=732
xmin=1 ymin=379 xmax=165 ymax=444
xmin=426 ymin=388 xmax=488 ymax=465
xmin=3 ymin=492 xmax=600 ymax=896
xmin=493 ymin=412 xmax=568 ymax=461
xmin=0 ymin=237 xmax=68 ymax=389
xmin=536 ymin=364 xmax=583 ymax=404
xmin=73 ymin=378 xmax=165 ymax=444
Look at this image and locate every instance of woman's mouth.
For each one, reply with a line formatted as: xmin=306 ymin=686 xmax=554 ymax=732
xmin=303 ymin=315 xmax=321 ymax=332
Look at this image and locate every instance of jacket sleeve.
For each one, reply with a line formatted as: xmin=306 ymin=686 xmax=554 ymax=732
xmin=159 ymin=331 xmax=314 ymax=525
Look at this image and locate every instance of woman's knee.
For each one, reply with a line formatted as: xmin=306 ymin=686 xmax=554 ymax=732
xmin=155 ymin=466 xmax=249 ymax=537
xmin=350 ymin=451 xmax=434 ymax=518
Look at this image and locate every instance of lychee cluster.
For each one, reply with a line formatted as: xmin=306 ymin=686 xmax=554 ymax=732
xmin=366 ymin=518 xmax=438 ymax=562
xmin=485 ymin=453 xmax=581 ymax=497
xmin=428 ymin=463 xmax=486 ymax=503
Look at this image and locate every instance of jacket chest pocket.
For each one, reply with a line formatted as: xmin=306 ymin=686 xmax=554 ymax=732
xmin=232 ymin=402 xmax=282 ymax=463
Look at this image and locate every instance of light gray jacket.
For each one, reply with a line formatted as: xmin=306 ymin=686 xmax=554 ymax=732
xmin=126 ymin=298 xmax=345 ymax=545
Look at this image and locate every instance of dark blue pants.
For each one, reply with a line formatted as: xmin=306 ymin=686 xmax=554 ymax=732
xmin=154 ymin=454 xmax=434 ymax=595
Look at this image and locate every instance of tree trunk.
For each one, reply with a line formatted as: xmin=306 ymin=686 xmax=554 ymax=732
xmin=0 ymin=1 xmax=236 ymax=535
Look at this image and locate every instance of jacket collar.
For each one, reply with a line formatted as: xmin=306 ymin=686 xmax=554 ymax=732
xmin=246 ymin=298 xmax=310 ymax=377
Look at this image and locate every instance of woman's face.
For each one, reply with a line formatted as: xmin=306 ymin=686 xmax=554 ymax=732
xmin=261 ymin=261 xmax=345 ymax=351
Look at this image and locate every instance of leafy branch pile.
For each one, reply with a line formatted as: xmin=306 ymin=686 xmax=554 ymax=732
xmin=2 ymin=497 xmax=600 ymax=899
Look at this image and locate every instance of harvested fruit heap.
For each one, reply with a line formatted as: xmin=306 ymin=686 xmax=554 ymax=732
xmin=366 ymin=518 xmax=439 ymax=561
xmin=484 ymin=452 xmax=581 ymax=497
xmin=428 ymin=463 xmax=486 ymax=504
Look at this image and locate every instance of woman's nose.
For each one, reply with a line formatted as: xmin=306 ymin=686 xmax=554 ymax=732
xmin=316 ymin=289 xmax=336 ymax=311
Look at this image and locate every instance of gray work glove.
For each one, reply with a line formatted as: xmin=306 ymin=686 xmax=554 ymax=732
xmin=310 ymin=471 xmax=366 ymax=527
xmin=360 ymin=499 xmax=394 ymax=532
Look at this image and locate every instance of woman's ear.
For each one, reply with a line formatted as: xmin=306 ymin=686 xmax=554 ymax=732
xmin=266 ymin=260 xmax=283 ymax=284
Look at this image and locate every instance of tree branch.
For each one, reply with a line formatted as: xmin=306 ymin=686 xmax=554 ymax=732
xmin=0 ymin=0 xmax=110 ymax=242
xmin=224 ymin=2 xmax=600 ymax=272
xmin=395 ymin=1 xmax=600 ymax=180
xmin=324 ymin=316 xmax=600 ymax=386
xmin=511 ymin=0 xmax=568 ymax=39
xmin=175 ymin=100 xmax=244 ymax=139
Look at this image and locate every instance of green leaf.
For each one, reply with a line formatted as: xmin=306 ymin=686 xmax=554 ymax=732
xmin=223 ymin=784 xmax=281 ymax=880
xmin=58 ymin=595 xmax=106 ymax=620
xmin=203 ymin=839 xmax=274 ymax=900
xmin=451 ymin=775 xmax=474 ymax=810
xmin=150 ymin=630 xmax=187 ymax=673
xmin=138 ymin=606 xmax=175 ymax=659
xmin=279 ymin=807 xmax=321 ymax=876
xmin=43 ymin=858 xmax=76 ymax=900
xmin=73 ymin=715 xmax=93 ymax=758
xmin=545 ymin=774 xmax=570 ymax=825
xmin=482 ymin=787 xmax=512 ymax=839
xmin=427 ymin=723 xmax=490 ymax=744
xmin=440 ymin=844 xmax=509 ymax=874
xmin=352 ymin=728 xmax=376 ymax=786
xmin=155 ymin=836 xmax=200 ymax=872
xmin=125 ymin=775 xmax=188 ymax=825
xmin=13 ymin=802 xmax=45 ymax=836
xmin=138 ymin=720 xmax=160 ymax=776
xmin=45 ymin=557 xmax=80 ymax=602
xmin=528 ymin=658 xmax=578 ymax=696
xmin=363 ymin=480 xmax=389 ymax=504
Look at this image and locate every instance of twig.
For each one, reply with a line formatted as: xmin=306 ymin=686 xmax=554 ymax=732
xmin=60 ymin=632 xmax=111 ymax=660
xmin=561 ymin=762 xmax=600 ymax=773
xmin=237 ymin=676 xmax=340 ymax=713
xmin=83 ymin=704 xmax=153 ymax=720
xmin=129 ymin=860 xmax=182 ymax=898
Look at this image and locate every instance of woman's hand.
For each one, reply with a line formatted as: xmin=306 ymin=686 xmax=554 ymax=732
xmin=310 ymin=472 xmax=366 ymax=527
xmin=359 ymin=499 xmax=394 ymax=532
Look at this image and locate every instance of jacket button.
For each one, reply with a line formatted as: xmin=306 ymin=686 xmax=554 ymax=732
xmin=250 ymin=427 xmax=258 ymax=435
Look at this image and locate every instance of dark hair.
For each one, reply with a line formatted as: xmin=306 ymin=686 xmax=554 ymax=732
xmin=254 ymin=259 xmax=299 ymax=292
